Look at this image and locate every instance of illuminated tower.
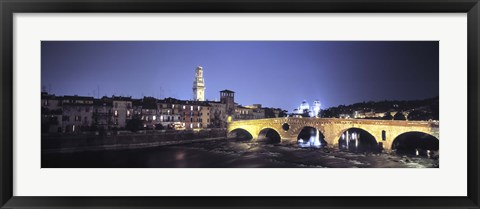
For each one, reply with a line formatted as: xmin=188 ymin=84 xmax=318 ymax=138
xmin=312 ymin=100 xmax=321 ymax=117
xmin=192 ymin=66 xmax=205 ymax=101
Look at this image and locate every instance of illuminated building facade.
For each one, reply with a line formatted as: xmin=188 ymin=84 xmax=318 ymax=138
xmin=136 ymin=97 xmax=159 ymax=129
xmin=157 ymin=98 xmax=181 ymax=128
xmin=111 ymin=96 xmax=133 ymax=129
xmin=177 ymin=102 xmax=210 ymax=129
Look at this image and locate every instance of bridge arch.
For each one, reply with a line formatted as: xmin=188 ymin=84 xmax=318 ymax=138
xmin=227 ymin=128 xmax=254 ymax=141
xmin=337 ymin=127 xmax=380 ymax=153
xmin=391 ymin=131 xmax=439 ymax=157
xmin=297 ymin=126 xmax=327 ymax=146
xmin=258 ymin=128 xmax=282 ymax=143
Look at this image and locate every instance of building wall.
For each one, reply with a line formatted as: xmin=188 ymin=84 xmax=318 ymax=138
xmin=209 ymin=102 xmax=227 ymax=128
xmin=220 ymin=91 xmax=235 ymax=117
xmin=62 ymin=105 xmax=94 ymax=132
xmin=200 ymin=106 xmax=210 ymax=128
xmin=235 ymin=107 xmax=254 ymax=120
xmin=157 ymin=102 xmax=180 ymax=128
xmin=93 ymin=104 xmax=112 ymax=131
xmin=112 ymin=100 xmax=132 ymax=128
xmin=141 ymin=108 xmax=158 ymax=129
xmin=41 ymin=94 xmax=63 ymax=133
xmin=178 ymin=104 xmax=208 ymax=129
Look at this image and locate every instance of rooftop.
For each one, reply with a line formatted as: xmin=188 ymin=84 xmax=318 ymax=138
xmin=220 ymin=89 xmax=235 ymax=93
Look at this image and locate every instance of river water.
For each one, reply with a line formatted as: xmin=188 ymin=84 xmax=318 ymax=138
xmin=42 ymin=138 xmax=439 ymax=168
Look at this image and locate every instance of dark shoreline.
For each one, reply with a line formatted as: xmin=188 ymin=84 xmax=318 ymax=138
xmin=42 ymin=136 xmax=229 ymax=154
xmin=42 ymin=129 xmax=227 ymax=153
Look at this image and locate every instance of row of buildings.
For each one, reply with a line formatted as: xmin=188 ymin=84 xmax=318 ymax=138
xmin=41 ymin=90 xmax=285 ymax=133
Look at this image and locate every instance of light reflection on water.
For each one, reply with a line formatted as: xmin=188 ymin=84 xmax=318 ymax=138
xmin=41 ymin=138 xmax=439 ymax=168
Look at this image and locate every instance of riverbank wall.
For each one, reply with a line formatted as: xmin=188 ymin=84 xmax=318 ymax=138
xmin=42 ymin=129 xmax=227 ymax=153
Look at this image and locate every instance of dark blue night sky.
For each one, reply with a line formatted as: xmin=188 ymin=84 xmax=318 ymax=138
xmin=41 ymin=41 xmax=438 ymax=111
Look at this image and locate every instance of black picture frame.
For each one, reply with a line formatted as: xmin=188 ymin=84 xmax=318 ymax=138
xmin=1 ymin=0 xmax=479 ymax=208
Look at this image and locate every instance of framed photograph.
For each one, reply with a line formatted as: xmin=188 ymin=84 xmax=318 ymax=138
xmin=1 ymin=0 xmax=479 ymax=208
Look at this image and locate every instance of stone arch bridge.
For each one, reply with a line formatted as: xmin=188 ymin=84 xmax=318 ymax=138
xmin=227 ymin=118 xmax=439 ymax=151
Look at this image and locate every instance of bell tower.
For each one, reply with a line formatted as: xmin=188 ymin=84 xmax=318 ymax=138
xmin=193 ymin=66 xmax=205 ymax=101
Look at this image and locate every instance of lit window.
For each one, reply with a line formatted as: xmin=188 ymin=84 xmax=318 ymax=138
xmin=197 ymin=106 xmax=200 ymax=111
xmin=172 ymin=105 xmax=175 ymax=109
xmin=153 ymin=115 xmax=156 ymax=121
xmin=198 ymin=123 xmax=200 ymax=127
xmin=127 ymin=110 xmax=131 ymax=117
xmin=114 ymin=110 xmax=118 ymax=116
xmin=183 ymin=105 xmax=185 ymax=109
xmin=190 ymin=106 xmax=193 ymax=111
xmin=190 ymin=124 xmax=193 ymax=128
xmin=160 ymin=116 xmax=163 ymax=121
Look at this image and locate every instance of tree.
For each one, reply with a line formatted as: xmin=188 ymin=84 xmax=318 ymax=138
xmin=264 ymin=108 xmax=276 ymax=118
xmin=320 ymin=109 xmax=334 ymax=118
xmin=278 ymin=110 xmax=288 ymax=117
xmin=408 ymin=110 xmax=432 ymax=121
xmin=301 ymin=109 xmax=310 ymax=118
xmin=382 ymin=112 xmax=393 ymax=120
xmin=430 ymin=100 xmax=439 ymax=120
xmin=393 ymin=112 xmax=407 ymax=120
